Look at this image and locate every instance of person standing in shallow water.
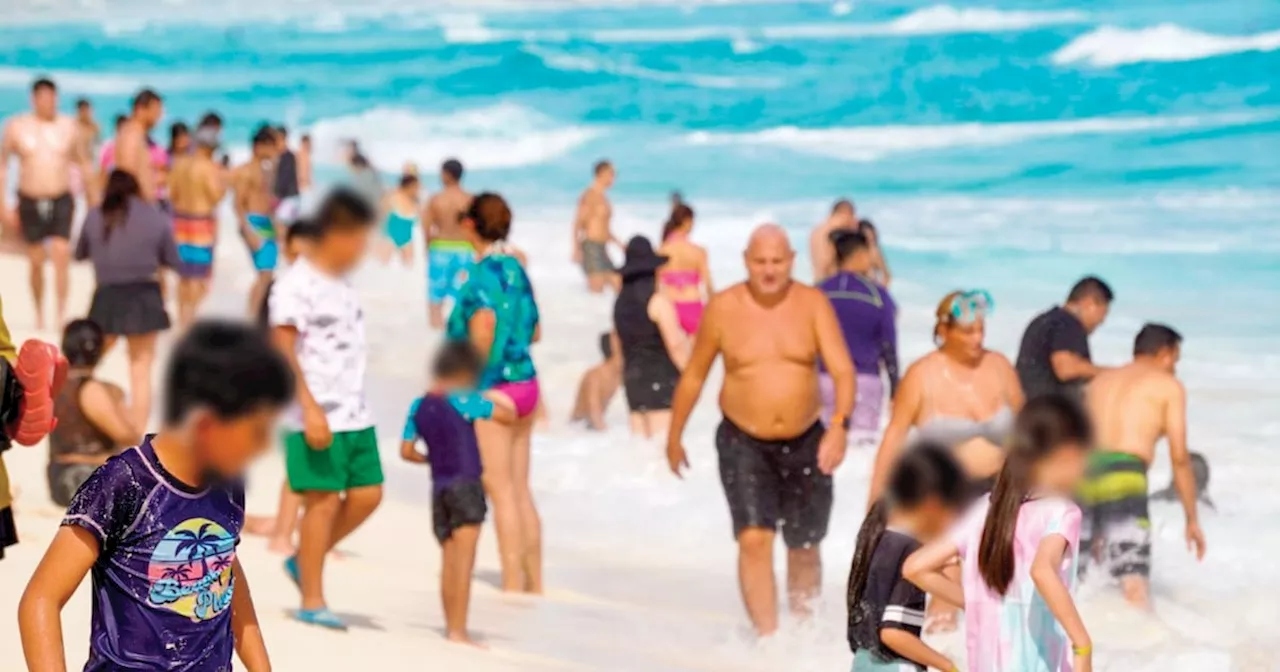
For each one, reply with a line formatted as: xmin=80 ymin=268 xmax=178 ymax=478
xmin=1016 ymin=276 xmax=1114 ymax=403
xmin=666 ymin=224 xmax=855 ymax=636
xmin=572 ymin=160 xmax=623 ymax=293
xmin=448 ymin=192 xmax=544 ymax=594
xmin=614 ymin=236 xmax=690 ymax=438
xmin=423 ymin=158 xmax=473 ymax=329
xmin=656 ymin=203 xmax=713 ymax=336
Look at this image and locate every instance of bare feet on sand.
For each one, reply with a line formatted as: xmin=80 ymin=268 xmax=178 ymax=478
xmin=446 ymin=631 xmax=486 ymax=649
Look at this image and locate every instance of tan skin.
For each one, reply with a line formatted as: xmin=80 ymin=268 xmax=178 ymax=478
xmin=656 ymin=214 xmax=714 ymax=306
xmin=630 ymin=288 xmax=691 ymax=439
xmin=808 ymin=203 xmax=856 ymax=283
xmin=112 ymin=100 xmax=163 ymax=204
xmin=20 ymin=420 xmax=277 ymax=672
xmin=571 ymin=332 xmax=622 ymax=431
xmin=665 ymin=224 xmax=855 ymax=636
xmin=271 ymin=228 xmax=383 ymax=614
xmin=423 ymin=172 xmax=472 ymax=328
xmin=169 ymin=145 xmax=227 ymax=328
xmin=573 ymin=164 xmax=623 ymax=293
xmin=232 ymin=143 xmax=280 ymax=318
xmin=400 ymin=379 xmax=515 ymax=647
xmin=378 ymin=180 xmax=420 ymax=266
xmin=0 ymin=86 xmax=97 ymax=330
xmin=1086 ymin=346 xmax=1206 ymax=608
xmin=457 ymin=215 xmax=544 ymax=594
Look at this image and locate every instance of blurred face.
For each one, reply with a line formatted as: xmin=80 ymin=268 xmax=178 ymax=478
xmin=403 ymin=180 xmax=421 ymax=198
xmin=1077 ymin=297 xmax=1110 ymax=334
xmin=141 ymin=100 xmax=164 ymax=128
xmin=192 ymin=406 xmax=281 ymax=479
xmin=843 ymin=247 xmax=873 ymax=274
xmin=437 ymin=371 xmax=478 ymax=393
xmin=833 ymin=204 xmax=855 ymax=226
xmin=320 ymin=226 xmax=373 ymax=273
xmin=77 ymin=104 xmax=93 ymax=122
xmin=173 ymin=130 xmax=190 ymax=153
xmin=940 ymin=318 xmax=986 ymax=361
xmin=911 ymin=496 xmax=960 ymax=541
xmin=32 ymin=87 xmax=57 ymax=118
xmin=252 ymin=140 xmax=274 ymax=159
xmin=1033 ymin=442 xmax=1091 ymax=496
xmin=283 ymin=236 xmax=312 ymax=265
xmin=743 ymin=234 xmax=794 ymax=296
xmin=598 ymin=166 xmax=616 ymax=188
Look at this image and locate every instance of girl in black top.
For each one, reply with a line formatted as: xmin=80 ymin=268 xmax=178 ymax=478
xmin=847 ymin=443 xmax=966 ymax=671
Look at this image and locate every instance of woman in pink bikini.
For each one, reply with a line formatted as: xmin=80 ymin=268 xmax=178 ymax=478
xmin=656 ymin=203 xmax=713 ymax=336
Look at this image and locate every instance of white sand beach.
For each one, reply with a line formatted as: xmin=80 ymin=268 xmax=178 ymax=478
xmin=0 ymin=199 xmax=1276 ymax=672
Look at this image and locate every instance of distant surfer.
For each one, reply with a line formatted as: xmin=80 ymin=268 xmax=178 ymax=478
xmin=573 ymin=160 xmax=623 ymax=293
xmin=1082 ymin=323 xmax=1206 ymax=609
xmin=666 ymin=224 xmax=855 ymax=636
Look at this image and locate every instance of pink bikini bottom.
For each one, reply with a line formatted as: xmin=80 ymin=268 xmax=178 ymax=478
xmin=491 ymin=378 xmax=541 ymax=418
xmin=674 ymin=301 xmax=704 ymax=336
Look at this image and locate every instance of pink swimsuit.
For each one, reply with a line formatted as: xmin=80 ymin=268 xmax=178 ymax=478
xmin=491 ymin=378 xmax=541 ymax=418
xmin=659 ymin=269 xmax=704 ymax=335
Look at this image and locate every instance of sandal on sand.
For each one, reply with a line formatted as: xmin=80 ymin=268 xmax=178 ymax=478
xmin=284 ymin=556 xmax=300 ymax=587
xmin=294 ymin=607 xmax=348 ymax=631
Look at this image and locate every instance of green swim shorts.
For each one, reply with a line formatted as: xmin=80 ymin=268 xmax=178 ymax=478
xmin=285 ymin=426 xmax=384 ymax=493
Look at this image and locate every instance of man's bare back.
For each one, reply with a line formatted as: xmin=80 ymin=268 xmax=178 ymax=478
xmin=169 ymin=154 xmax=223 ymax=217
xmin=426 ymin=186 xmax=471 ymax=242
xmin=576 ymin=187 xmax=612 ymax=243
xmin=114 ymin=119 xmax=156 ymax=203
xmin=232 ymin=160 xmax=273 ymax=217
xmin=1 ymin=114 xmax=81 ymax=199
xmin=709 ymin=283 xmax=827 ymax=440
xmin=1087 ymin=363 xmax=1183 ymax=466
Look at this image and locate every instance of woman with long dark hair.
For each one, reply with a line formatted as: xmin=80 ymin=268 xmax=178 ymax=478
xmin=74 ymin=169 xmax=180 ymax=432
xmin=905 ymin=395 xmax=1095 ymax=672
xmin=613 ymin=236 xmax=690 ymax=438
xmin=447 ymin=192 xmax=543 ymax=594
xmin=655 ymin=203 xmax=712 ymax=336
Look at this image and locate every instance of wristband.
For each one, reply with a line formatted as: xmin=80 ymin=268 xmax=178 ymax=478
xmin=1072 ymin=644 xmax=1091 ymax=656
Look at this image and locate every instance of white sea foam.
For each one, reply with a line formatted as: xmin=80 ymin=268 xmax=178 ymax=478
xmin=0 ymin=66 xmax=146 ymax=95
xmin=686 ymin=110 xmax=1278 ymax=162
xmin=1053 ymin=24 xmax=1280 ymax=67
xmin=305 ymin=103 xmax=600 ymax=171
xmin=522 ymin=45 xmax=784 ymax=89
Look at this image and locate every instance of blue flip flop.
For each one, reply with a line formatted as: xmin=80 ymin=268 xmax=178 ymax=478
xmin=284 ymin=556 xmax=300 ymax=588
xmin=294 ymin=607 xmax=348 ymax=631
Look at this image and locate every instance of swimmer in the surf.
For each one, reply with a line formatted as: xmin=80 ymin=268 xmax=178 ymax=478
xmin=572 ymin=160 xmax=623 ymax=294
xmin=168 ymin=125 xmax=227 ymax=328
xmin=1082 ymin=323 xmax=1206 ymax=609
xmin=423 ymin=159 xmax=474 ymax=329
xmin=667 ymin=224 xmax=856 ymax=635
xmin=570 ymin=331 xmax=622 ymax=431
xmin=379 ymin=171 xmax=421 ymax=266
xmin=656 ymin=202 xmax=713 ymax=337
xmin=231 ymin=126 xmax=283 ymax=319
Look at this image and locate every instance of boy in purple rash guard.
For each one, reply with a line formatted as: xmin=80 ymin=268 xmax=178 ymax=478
xmin=18 ymin=321 xmax=295 ymax=672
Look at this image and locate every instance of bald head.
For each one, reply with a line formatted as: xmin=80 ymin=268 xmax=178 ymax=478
xmin=744 ymin=223 xmax=795 ymax=296
xmin=747 ymin=223 xmax=791 ymax=254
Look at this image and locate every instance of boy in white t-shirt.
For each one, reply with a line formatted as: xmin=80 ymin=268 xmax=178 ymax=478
xmin=268 ymin=187 xmax=378 ymax=630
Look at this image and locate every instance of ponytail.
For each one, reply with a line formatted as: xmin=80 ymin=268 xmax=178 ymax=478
xmin=977 ymin=395 xmax=1093 ymax=595
xmin=662 ymin=204 xmax=694 ymax=242
xmin=100 ymin=170 xmax=140 ymax=240
xmin=847 ymin=499 xmax=889 ymax=619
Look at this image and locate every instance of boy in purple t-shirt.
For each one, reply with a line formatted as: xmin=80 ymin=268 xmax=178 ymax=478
xmin=18 ymin=321 xmax=295 ymax=672
xmin=400 ymin=341 xmax=514 ymax=647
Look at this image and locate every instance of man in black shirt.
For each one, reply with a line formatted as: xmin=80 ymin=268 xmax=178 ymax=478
xmin=273 ymin=126 xmax=300 ymax=223
xmin=1015 ymin=276 xmax=1114 ymax=402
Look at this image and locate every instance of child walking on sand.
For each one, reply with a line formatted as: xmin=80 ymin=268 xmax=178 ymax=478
xmin=401 ymin=341 xmax=516 ymax=646
xmin=18 ymin=321 xmax=294 ymax=671
xmin=270 ymin=188 xmax=380 ymax=631
xmin=846 ymin=443 xmax=967 ymax=672
xmin=905 ymin=395 xmax=1096 ymax=672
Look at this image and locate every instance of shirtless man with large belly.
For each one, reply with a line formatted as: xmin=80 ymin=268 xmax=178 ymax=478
xmin=0 ymin=78 xmax=96 ymax=330
xmin=666 ymin=224 xmax=855 ymax=636
xmin=1083 ymin=322 xmax=1206 ymax=609
xmin=423 ymin=158 xmax=474 ymax=329
xmin=572 ymin=160 xmax=623 ymax=294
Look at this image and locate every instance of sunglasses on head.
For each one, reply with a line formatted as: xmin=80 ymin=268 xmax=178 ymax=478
xmin=948 ymin=289 xmax=995 ymax=324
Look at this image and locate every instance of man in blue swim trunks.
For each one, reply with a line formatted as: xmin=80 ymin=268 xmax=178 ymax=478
xmin=423 ymin=158 xmax=474 ymax=329
xmin=232 ymin=126 xmax=283 ymax=319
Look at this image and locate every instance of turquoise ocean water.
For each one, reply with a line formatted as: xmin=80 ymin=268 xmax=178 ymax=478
xmin=3 ymin=1 xmax=1278 ymax=668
